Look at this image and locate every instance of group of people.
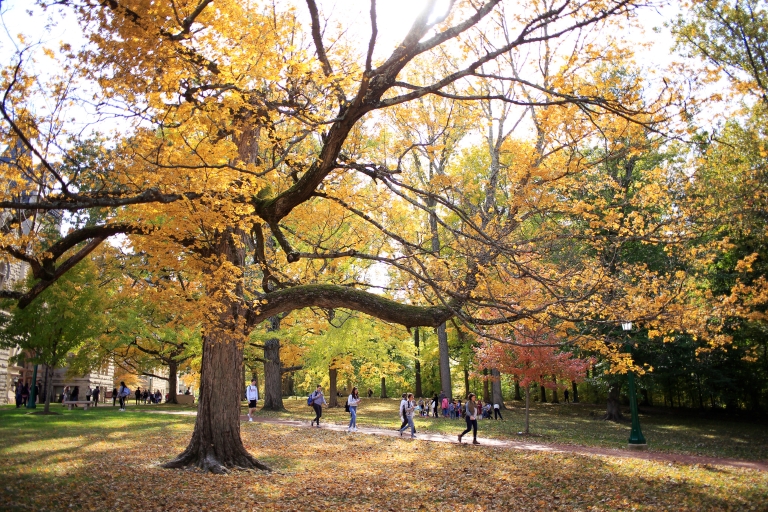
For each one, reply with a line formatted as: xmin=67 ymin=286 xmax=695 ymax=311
xmin=299 ymin=385 xmax=500 ymax=446
xmin=13 ymin=381 xmax=40 ymax=407
xmin=134 ymin=387 xmax=164 ymax=405
xmin=62 ymin=385 xmax=101 ymax=406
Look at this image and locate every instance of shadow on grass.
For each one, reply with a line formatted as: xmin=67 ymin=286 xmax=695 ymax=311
xmin=1 ymin=414 xmax=764 ymax=511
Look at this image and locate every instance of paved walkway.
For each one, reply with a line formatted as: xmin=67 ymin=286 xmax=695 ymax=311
xmin=143 ymin=410 xmax=768 ymax=472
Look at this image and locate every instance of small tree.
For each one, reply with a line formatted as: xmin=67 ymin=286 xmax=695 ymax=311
xmin=0 ymin=258 xmax=107 ymax=413
xmin=476 ymin=324 xmax=591 ymax=434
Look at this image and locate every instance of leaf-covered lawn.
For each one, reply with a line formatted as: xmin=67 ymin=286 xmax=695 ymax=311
xmin=1 ymin=405 xmax=766 ymax=511
xmin=254 ymin=398 xmax=768 ymax=462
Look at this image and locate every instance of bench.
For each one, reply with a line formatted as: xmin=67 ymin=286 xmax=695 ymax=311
xmin=176 ymin=395 xmax=195 ymax=405
xmin=63 ymin=400 xmax=93 ymax=411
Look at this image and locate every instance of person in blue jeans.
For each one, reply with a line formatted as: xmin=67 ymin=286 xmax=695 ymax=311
xmin=347 ymin=387 xmax=361 ymax=432
xmin=398 ymin=393 xmax=416 ymax=438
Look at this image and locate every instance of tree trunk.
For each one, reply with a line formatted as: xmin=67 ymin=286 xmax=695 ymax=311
xmin=281 ymin=373 xmax=294 ymax=396
xmin=491 ymin=368 xmax=506 ymax=409
xmin=414 ymin=328 xmax=423 ymax=398
xmin=262 ymin=317 xmax=285 ymax=411
xmin=166 ymin=360 xmax=179 ymax=404
xmin=329 ymin=367 xmax=338 ymax=408
xmin=380 ymin=376 xmax=387 ymax=398
xmin=43 ymin=365 xmax=54 ymax=414
xmin=524 ymin=385 xmax=530 ymax=434
xmin=571 ymin=381 xmax=579 ymax=403
xmin=551 ymin=376 xmax=559 ymax=404
xmin=539 ymin=382 xmax=547 ymax=403
xmin=603 ymin=382 xmax=624 ymax=421
xmin=163 ymin=331 xmax=269 ymax=473
xmin=482 ymin=368 xmax=490 ymax=403
xmin=437 ymin=323 xmax=452 ymax=398
xmin=514 ymin=378 xmax=522 ymax=401
xmin=463 ymin=367 xmax=469 ymax=398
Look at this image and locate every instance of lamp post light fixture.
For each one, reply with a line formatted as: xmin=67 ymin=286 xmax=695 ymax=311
xmin=622 ymin=321 xmax=647 ymax=449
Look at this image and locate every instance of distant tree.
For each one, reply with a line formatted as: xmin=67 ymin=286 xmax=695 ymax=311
xmin=0 ymin=258 xmax=107 ymax=413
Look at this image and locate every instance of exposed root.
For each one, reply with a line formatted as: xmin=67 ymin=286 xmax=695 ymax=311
xmin=162 ymin=449 xmax=271 ymax=473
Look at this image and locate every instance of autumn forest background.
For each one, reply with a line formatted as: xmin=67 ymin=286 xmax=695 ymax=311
xmin=0 ymin=0 xmax=767 ymax=492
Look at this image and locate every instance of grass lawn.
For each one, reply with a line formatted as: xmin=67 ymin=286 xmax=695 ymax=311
xmin=254 ymin=397 xmax=768 ymax=462
xmin=1 ymin=402 xmax=766 ymax=511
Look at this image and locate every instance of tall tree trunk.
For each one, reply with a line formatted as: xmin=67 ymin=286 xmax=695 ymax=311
xmin=603 ymin=382 xmax=624 ymax=421
xmin=43 ymin=365 xmax=54 ymax=414
xmin=380 ymin=376 xmax=387 ymax=398
xmin=514 ymin=378 xmax=522 ymax=401
xmin=571 ymin=381 xmax=579 ymax=403
xmin=551 ymin=376 xmax=559 ymax=404
xmin=539 ymin=382 xmax=547 ymax=403
xmin=463 ymin=367 xmax=470 ymax=398
xmin=163 ymin=330 xmax=268 ymax=473
xmin=166 ymin=360 xmax=179 ymax=404
xmin=482 ymin=368 xmax=490 ymax=403
xmin=524 ymin=385 xmax=530 ymax=434
xmin=414 ymin=328 xmax=422 ymax=398
xmin=281 ymin=373 xmax=294 ymax=396
xmin=437 ymin=324 xmax=452 ymax=398
xmin=262 ymin=317 xmax=285 ymax=411
xmin=329 ymin=367 xmax=338 ymax=408
xmin=491 ymin=368 xmax=505 ymax=409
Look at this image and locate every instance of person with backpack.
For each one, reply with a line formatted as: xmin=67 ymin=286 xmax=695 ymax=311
xmin=458 ymin=393 xmax=480 ymax=445
xmin=245 ymin=378 xmax=259 ymax=422
xmin=309 ymin=385 xmax=327 ymax=427
xmin=346 ymin=386 xmax=361 ymax=432
xmin=398 ymin=393 xmax=408 ymax=432
xmin=118 ymin=381 xmax=130 ymax=411
xmin=398 ymin=393 xmax=417 ymax=438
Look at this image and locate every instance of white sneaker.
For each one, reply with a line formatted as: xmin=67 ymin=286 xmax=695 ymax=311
xmin=353 ymin=428 xmax=359 ymax=432
xmin=248 ymin=417 xmax=253 ymax=422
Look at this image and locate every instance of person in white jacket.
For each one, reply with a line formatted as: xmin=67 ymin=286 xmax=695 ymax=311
xmin=347 ymin=387 xmax=361 ymax=432
xmin=245 ymin=379 xmax=259 ymax=422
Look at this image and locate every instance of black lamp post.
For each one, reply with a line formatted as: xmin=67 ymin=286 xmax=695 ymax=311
xmin=622 ymin=321 xmax=647 ymax=449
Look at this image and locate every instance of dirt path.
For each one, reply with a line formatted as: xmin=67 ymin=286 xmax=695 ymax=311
xmin=145 ymin=409 xmax=767 ymax=472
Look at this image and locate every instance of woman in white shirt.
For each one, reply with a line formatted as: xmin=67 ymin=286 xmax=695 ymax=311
xmin=347 ymin=387 xmax=361 ymax=432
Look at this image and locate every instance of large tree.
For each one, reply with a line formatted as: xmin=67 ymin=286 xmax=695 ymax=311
xmin=0 ymin=0 xmax=683 ymax=473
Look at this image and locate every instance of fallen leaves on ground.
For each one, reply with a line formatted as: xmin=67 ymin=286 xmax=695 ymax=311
xmin=1 ymin=408 xmax=766 ymax=511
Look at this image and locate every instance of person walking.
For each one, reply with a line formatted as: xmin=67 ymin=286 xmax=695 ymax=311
xmin=118 ymin=381 xmax=130 ymax=411
xmin=347 ymin=387 xmax=361 ymax=432
xmin=493 ymin=402 xmax=503 ymax=420
xmin=245 ymin=378 xmax=259 ymax=422
xmin=92 ymin=386 xmax=100 ymax=407
xmin=398 ymin=393 xmax=417 ymax=438
xmin=14 ymin=382 xmax=23 ymax=408
xmin=85 ymin=386 xmax=92 ymax=403
xmin=71 ymin=386 xmax=80 ymax=403
xmin=135 ymin=387 xmax=141 ymax=405
xmin=563 ymin=389 xmax=570 ymax=403
xmin=21 ymin=383 xmax=29 ymax=406
xmin=111 ymin=387 xmax=117 ymax=407
xmin=398 ymin=393 xmax=408 ymax=431
xmin=309 ymin=385 xmax=327 ymax=427
xmin=458 ymin=393 xmax=480 ymax=445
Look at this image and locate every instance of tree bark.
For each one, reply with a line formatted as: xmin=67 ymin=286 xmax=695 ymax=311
xmin=491 ymin=368 xmax=505 ymax=409
xmin=463 ymin=367 xmax=470 ymax=398
xmin=437 ymin=323 xmax=452 ymax=398
xmin=163 ymin=331 xmax=269 ymax=473
xmin=483 ymin=368 xmax=490 ymax=403
xmin=380 ymin=376 xmax=387 ymax=398
xmin=524 ymin=385 xmax=530 ymax=434
xmin=603 ymin=382 xmax=624 ymax=421
xmin=329 ymin=366 xmax=338 ymax=407
xmin=43 ymin=365 xmax=54 ymax=414
xmin=571 ymin=380 xmax=579 ymax=403
xmin=166 ymin=359 xmax=179 ymax=404
xmin=539 ymin=382 xmax=547 ymax=403
xmin=414 ymin=328 xmax=422 ymax=398
xmin=514 ymin=378 xmax=522 ymax=401
xmin=551 ymin=376 xmax=559 ymax=404
xmin=262 ymin=317 xmax=285 ymax=411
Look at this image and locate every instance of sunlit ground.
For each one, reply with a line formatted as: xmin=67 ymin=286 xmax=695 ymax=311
xmin=1 ymin=404 xmax=766 ymax=511
xmin=255 ymin=397 xmax=768 ymax=461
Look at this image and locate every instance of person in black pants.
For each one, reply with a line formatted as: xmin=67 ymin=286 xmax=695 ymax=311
xmin=458 ymin=393 xmax=479 ymax=445
xmin=493 ymin=402 xmax=503 ymax=420
xmin=309 ymin=385 xmax=327 ymax=426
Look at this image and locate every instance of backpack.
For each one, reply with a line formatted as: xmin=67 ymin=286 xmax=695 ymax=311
xmin=307 ymin=392 xmax=314 ymax=406
xmin=344 ymin=401 xmax=350 ymax=413
xmin=121 ymin=387 xmax=131 ymax=397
